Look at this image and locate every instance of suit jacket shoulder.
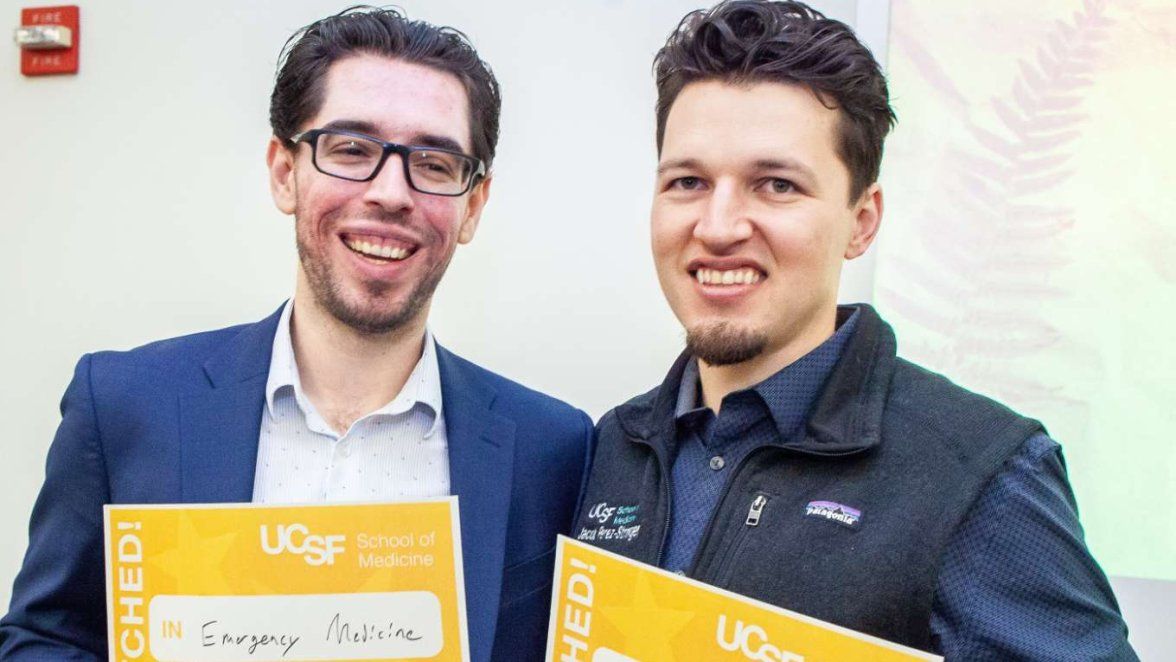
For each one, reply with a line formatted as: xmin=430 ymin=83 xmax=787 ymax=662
xmin=87 ymin=308 xmax=282 ymax=391
xmin=436 ymin=348 xmax=584 ymax=422
xmin=434 ymin=344 xmax=594 ymax=475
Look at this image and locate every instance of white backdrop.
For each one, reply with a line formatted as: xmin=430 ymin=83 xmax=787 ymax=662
xmin=1 ymin=1 xmax=1164 ymax=657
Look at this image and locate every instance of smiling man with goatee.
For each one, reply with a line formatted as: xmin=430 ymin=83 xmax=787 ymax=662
xmin=571 ymin=1 xmax=1136 ymax=659
xmin=1 ymin=9 xmax=591 ymax=662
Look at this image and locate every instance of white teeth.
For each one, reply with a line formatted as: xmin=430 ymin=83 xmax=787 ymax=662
xmin=694 ymin=268 xmax=761 ymax=286
xmin=345 ymin=237 xmax=410 ymax=261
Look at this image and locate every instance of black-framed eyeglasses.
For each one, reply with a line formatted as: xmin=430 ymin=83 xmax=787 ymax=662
xmin=290 ymin=128 xmax=486 ymax=197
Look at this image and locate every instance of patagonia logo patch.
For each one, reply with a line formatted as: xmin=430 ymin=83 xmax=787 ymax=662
xmin=804 ymin=500 xmax=862 ymax=529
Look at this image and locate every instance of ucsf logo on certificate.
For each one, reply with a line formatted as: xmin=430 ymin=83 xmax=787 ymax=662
xmin=103 ymin=498 xmax=468 ymax=661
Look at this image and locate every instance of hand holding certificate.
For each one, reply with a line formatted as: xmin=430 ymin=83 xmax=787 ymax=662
xmin=104 ymin=499 xmax=469 ymax=661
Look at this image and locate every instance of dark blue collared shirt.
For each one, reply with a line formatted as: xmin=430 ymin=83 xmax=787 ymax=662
xmin=663 ymin=306 xmax=1134 ymax=660
xmin=663 ymin=309 xmax=860 ymax=572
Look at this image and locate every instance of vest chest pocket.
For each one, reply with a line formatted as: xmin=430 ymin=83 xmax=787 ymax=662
xmin=709 ymin=491 xmax=775 ymax=587
xmin=709 ymin=491 xmax=866 ymax=591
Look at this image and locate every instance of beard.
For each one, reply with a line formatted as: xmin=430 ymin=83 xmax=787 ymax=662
xmin=685 ymin=321 xmax=768 ymax=366
xmin=295 ymin=208 xmax=451 ymax=337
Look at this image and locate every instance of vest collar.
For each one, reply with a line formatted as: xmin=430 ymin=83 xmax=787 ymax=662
xmin=616 ymin=304 xmax=897 ymax=457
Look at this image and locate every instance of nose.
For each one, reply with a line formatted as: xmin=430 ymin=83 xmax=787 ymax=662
xmin=693 ymin=181 xmax=752 ymax=250
xmin=362 ymin=154 xmax=415 ymax=214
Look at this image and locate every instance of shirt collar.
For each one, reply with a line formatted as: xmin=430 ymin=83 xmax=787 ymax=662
xmin=674 ymin=358 xmax=704 ymax=418
xmin=265 ymin=299 xmax=444 ymax=437
xmin=674 ymin=306 xmax=862 ymax=440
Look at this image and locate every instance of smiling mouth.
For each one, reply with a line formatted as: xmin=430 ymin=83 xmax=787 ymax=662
xmin=693 ymin=267 xmax=763 ymax=286
xmin=341 ymin=233 xmax=415 ymax=262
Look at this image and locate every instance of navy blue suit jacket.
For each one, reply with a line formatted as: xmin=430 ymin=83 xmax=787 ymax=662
xmin=0 ymin=308 xmax=594 ymax=662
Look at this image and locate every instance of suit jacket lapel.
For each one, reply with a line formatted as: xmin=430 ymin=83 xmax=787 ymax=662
xmin=177 ymin=320 xmax=517 ymax=658
xmin=438 ymin=346 xmax=516 ymax=662
xmin=179 ymin=307 xmax=283 ymax=504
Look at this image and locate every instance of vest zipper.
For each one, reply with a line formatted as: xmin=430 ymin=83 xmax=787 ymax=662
xmin=745 ymin=494 xmax=769 ymax=526
xmin=709 ymin=491 xmax=773 ymax=586
xmin=631 ymin=433 xmax=677 ymax=567
xmin=687 ymin=446 xmax=770 ymax=578
xmin=653 ymin=444 xmax=674 ymax=567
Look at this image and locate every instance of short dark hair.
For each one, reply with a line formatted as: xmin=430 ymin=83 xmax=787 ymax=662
xmin=270 ymin=6 xmax=501 ymax=168
xmin=654 ymin=0 xmax=896 ymax=201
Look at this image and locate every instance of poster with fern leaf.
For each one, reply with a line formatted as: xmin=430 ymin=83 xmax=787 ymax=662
xmin=875 ymin=0 xmax=1176 ymax=581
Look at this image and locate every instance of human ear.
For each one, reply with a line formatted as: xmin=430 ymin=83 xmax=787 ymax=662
xmin=845 ymin=182 xmax=882 ymax=260
xmin=266 ymin=136 xmax=297 ymax=216
xmin=457 ymin=174 xmax=492 ymax=244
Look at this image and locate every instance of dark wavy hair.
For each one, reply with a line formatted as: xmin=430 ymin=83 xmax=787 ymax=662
xmin=270 ymin=6 xmax=501 ymax=168
xmin=654 ymin=0 xmax=896 ymax=201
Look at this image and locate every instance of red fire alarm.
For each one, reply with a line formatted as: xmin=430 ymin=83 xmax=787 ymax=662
xmin=15 ymin=5 xmax=79 ymax=76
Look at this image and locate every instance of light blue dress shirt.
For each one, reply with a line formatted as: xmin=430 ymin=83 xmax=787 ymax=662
xmin=251 ymin=300 xmax=450 ymax=504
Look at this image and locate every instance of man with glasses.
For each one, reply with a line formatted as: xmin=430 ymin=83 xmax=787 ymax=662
xmin=1 ymin=8 xmax=591 ymax=662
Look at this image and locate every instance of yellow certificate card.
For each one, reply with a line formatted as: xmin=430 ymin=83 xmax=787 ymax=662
xmin=104 ymin=499 xmax=468 ymax=662
xmin=546 ymin=537 xmax=941 ymax=662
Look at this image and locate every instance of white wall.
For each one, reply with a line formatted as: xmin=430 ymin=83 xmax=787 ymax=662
xmin=0 ymin=0 xmax=859 ymax=603
xmin=1 ymin=1 xmax=1164 ymax=657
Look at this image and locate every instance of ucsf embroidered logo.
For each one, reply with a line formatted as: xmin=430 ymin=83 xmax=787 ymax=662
xmin=577 ymin=502 xmax=642 ymax=543
xmin=716 ymin=614 xmax=804 ymax=662
xmin=803 ymin=500 xmax=862 ymax=529
xmin=259 ymin=523 xmax=346 ymax=566
xmin=588 ymin=501 xmax=617 ymax=523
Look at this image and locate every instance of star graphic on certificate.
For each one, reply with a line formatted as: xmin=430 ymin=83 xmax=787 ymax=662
xmin=146 ymin=513 xmax=239 ymax=593
xmin=598 ymin=572 xmax=696 ymax=661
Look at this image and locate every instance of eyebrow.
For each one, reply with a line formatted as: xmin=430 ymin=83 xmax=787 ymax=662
xmin=320 ymin=118 xmax=380 ymax=135
xmin=753 ymin=158 xmax=817 ymax=183
xmin=319 ymin=119 xmax=467 ymax=155
xmin=656 ymin=158 xmax=700 ymax=175
xmin=410 ymin=134 xmax=466 ymax=154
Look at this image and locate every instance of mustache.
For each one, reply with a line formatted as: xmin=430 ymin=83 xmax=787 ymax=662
xmin=321 ymin=206 xmax=413 ymax=227
xmin=298 ymin=205 xmax=441 ymax=244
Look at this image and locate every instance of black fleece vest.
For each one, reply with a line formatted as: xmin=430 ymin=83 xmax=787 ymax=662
xmin=573 ymin=306 xmax=1042 ymax=653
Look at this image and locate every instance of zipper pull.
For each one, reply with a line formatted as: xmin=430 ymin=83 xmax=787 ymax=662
xmin=745 ymin=494 xmax=768 ymax=526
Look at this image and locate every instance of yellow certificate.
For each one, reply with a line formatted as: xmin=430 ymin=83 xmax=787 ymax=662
xmin=104 ymin=499 xmax=468 ymax=662
xmin=545 ymin=536 xmax=941 ymax=662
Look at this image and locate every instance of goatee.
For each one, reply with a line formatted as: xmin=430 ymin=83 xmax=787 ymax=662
xmin=685 ymin=321 xmax=767 ymax=366
xmin=294 ymin=208 xmax=448 ymax=337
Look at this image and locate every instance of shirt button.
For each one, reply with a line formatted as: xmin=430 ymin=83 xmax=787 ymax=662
xmin=709 ymin=455 xmax=725 ymax=471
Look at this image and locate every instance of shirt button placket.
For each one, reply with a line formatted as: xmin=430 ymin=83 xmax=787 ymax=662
xmin=324 ymin=437 xmax=349 ymax=499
